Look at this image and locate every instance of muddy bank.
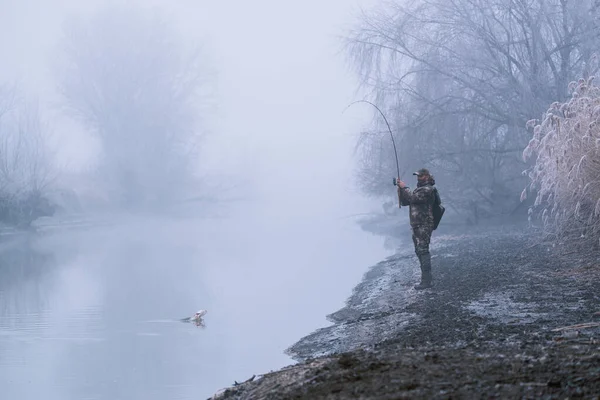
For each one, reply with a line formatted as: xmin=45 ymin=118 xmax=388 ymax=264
xmin=213 ymin=340 xmax=599 ymax=399
xmin=210 ymin=223 xmax=600 ymax=399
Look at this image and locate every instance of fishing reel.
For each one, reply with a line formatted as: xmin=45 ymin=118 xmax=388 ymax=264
xmin=393 ymin=177 xmax=408 ymax=188
xmin=393 ymin=177 xmax=403 ymax=209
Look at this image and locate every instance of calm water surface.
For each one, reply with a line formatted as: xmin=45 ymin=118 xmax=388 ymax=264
xmin=0 ymin=212 xmax=389 ymax=399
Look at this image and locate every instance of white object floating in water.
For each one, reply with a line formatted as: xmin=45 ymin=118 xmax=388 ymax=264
xmin=192 ymin=310 xmax=207 ymax=320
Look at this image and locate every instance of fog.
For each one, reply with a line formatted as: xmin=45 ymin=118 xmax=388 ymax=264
xmin=0 ymin=0 xmax=394 ymax=399
xmin=4 ymin=0 xmax=591 ymax=397
xmin=0 ymin=0 xmax=380 ymax=216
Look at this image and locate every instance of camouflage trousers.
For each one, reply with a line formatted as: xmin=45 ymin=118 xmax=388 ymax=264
xmin=411 ymin=224 xmax=433 ymax=256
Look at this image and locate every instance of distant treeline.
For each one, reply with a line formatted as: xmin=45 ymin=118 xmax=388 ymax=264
xmin=0 ymin=4 xmax=214 ymax=228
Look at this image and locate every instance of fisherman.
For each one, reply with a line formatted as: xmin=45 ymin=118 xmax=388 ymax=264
xmin=396 ymin=168 xmax=441 ymax=290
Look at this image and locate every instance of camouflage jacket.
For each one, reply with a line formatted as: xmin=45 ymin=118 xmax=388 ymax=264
xmin=399 ymin=182 xmax=439 ymax=227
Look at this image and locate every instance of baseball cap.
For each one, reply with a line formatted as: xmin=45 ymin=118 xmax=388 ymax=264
xmin=413 ymin=168 xmax=430 ymax=176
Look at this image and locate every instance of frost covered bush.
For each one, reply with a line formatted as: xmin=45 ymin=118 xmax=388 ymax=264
xmin=523 ymin=76 xmax=600 ymax=246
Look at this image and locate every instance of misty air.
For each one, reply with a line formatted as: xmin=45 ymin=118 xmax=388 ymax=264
xmin=0 ymin=1 xmax=598 ymax=399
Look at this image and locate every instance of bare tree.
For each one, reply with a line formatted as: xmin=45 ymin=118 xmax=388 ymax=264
xmin=0 ymin=86 xmax=56 ymax=226
xmin=346 ymin=0 xmax=600 ymax=221
xmin=57 ymin=4 xmax=213 ymax=211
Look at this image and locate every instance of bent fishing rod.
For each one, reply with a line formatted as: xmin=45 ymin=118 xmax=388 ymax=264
xmin=343 ymin=100 xmax=404 ymax=208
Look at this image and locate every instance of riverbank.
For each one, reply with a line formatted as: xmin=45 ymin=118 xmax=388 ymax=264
xmin=210 ymin=222 xmax=600 ymax=399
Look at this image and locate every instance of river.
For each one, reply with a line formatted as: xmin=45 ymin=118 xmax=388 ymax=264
xmin=0 ymin=210 xmax=390 ymax=399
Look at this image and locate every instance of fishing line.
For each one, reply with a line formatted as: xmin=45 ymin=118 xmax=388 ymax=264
xmin=343 ymin=100 xmax=401 ymax=179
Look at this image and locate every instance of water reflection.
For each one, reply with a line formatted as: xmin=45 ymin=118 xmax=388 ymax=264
xmin=0 ymin=237 xmax=63 ymax=399
xmin=58 ymin=238 xmax=212 ymax=400
xmin=0 ymin=238 xmax=58 ymax=320
xmin=0 ymin=214 xmax=389 ymax=399
xmin=0 ymin=226 xmax=219 ymax=400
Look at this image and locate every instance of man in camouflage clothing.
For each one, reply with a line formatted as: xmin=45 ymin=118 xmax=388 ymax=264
xmin=397 ymin=168 xmax=440 ymax=290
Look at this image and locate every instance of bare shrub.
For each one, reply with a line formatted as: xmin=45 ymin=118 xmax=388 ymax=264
xmin=0 ymin=86 xmax=56 ymax=226
xmin=523 ymin=75 xmax=600 ymax=246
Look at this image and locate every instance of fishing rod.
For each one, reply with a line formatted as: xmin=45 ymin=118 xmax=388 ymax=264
xmin=343 ymin=100 xmax=404 ymax=208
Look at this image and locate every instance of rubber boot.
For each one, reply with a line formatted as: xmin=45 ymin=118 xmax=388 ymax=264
xmin=414 ymin=253 xmax=433 ymax=290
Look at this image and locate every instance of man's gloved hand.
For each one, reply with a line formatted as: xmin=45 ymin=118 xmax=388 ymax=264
xmin=396 ymin=178 xmax=407 ymax=189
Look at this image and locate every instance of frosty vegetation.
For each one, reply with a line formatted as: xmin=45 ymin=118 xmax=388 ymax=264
xmin=347 ymin=0 xmax=600 ymax=223
xmin=524 ymin=75 xmax=600 ymax=247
